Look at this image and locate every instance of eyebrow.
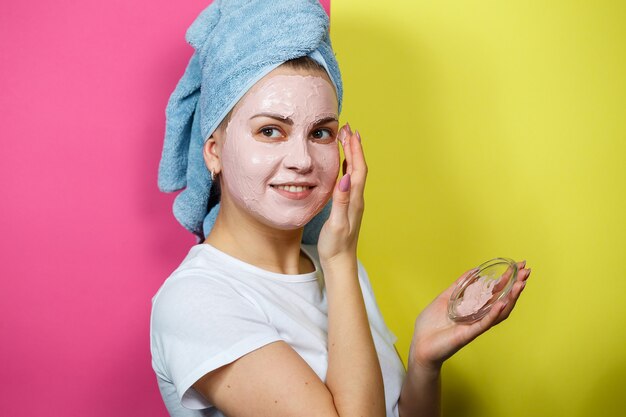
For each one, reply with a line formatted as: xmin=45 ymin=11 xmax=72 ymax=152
xmin=251 ymin=113 xmax=338 ymax=126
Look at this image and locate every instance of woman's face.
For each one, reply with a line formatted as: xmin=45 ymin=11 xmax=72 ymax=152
xmin=218 ymin=69 xmax=340 ymax=230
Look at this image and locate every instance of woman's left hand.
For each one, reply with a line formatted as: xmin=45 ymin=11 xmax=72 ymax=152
xmin=408 ymin=261 xmax=531 ymax=372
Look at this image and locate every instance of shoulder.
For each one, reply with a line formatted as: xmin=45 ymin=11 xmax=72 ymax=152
xmin=151 ymin=245 xmax=258 ymax=329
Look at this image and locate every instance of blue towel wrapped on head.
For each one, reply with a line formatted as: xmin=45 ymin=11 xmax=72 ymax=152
xmin=158 ymin=0 xmax=343 ymax=242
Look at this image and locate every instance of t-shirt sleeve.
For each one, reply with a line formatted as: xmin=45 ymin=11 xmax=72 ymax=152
xmin=151 ymin=274 xmax=283 ymax=410
xmin=356 ymin=260 xmax=398 ymax=346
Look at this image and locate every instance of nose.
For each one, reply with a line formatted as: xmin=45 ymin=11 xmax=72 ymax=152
xmin=283 ymin=136 xmax=313 ymax=173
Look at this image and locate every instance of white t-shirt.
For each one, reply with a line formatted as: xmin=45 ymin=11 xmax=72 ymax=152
xmin=150 ymin=243 xmax=406 ymax=417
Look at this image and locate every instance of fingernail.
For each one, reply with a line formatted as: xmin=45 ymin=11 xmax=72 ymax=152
xmin=346 ymin=122 xmax=352 ymax=135
xmin=522 ymin=281 xmax=527 ymax=289
xmin=339 ymin=173 xmax=351 ymax=192
xmin=521 ymin=260 xmax=527 ymax=268
xmin=355 ymin=130 xmax=361 ymax=142
xmin=338 ymin=126 xmax=347 ymax=145
xmin=526 ymin=268 xmax=531 ymax=276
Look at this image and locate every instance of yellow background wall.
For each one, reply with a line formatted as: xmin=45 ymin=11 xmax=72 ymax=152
xmin=330 ymin=1 xmax=626 ymax=416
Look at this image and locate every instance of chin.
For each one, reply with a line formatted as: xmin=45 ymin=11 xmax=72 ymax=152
xmin=257 ymin=197 xmax=331 ymax=231
xmin=259 ymin=215 xmax=316 ymax=231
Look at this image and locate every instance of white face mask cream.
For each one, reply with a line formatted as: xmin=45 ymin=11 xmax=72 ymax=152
xmin=219 ymin=73 xmax=340 ymax=230
xmin=448 ymin=258 xmax=519 ymax=323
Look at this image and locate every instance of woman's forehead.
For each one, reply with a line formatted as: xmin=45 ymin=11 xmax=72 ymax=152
xmin=233 ymin=70 xmax=338 ymax=117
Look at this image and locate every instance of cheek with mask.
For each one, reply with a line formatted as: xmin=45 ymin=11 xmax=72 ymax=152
xmin=220 ymin=73 xmax=340 ymax=229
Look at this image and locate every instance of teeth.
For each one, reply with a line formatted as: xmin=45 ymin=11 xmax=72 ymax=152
xmin=275 ymin=185 xmax=310 ymax=192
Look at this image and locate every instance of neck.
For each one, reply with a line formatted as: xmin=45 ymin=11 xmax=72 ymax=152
xmin=204 ymin=195 xmax=313 ymax=275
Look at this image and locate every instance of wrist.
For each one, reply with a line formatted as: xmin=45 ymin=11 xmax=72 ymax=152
xmin=407 ymin=358 xmax=442 ymax=380
xmin=408 ymin=342 xmax=444 ymax=376
xmin=320 ymin=252 xmax=357 ymax=272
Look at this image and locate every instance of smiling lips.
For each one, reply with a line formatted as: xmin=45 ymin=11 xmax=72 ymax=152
xmin=270 ymin=184 xmax=316 ymax=199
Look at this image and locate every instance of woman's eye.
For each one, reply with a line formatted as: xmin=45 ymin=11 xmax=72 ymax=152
xmin=311 ymin=128 xmax=333 ymax=141
xmin=260 ymin=127 xmax=283 ymax=138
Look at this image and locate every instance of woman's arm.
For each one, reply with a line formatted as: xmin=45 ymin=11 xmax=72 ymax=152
xmin=397 ymin=363 xmax=441 ymax=417
xmin=318 ymin=125 xmax=386 ymax=416
xmin=397 ymin=262 xmax=531 ymax=417
xmin=323 ymin=258 xmax=386 ymax=416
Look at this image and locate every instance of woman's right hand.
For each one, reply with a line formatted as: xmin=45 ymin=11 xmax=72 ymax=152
xmin=317 ymin=123 xmax=367 ymax=268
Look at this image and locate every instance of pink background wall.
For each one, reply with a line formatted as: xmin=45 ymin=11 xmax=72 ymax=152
xmin=0 ymin=0 xmax=330 ymax=415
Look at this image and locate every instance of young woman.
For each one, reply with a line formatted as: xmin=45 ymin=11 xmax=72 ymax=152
xmin=150 ymin=2 xmax=531 ymax=417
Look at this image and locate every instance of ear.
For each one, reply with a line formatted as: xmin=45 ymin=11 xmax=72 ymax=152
xmin=203 ymin=134 xmax=222 ymax=175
